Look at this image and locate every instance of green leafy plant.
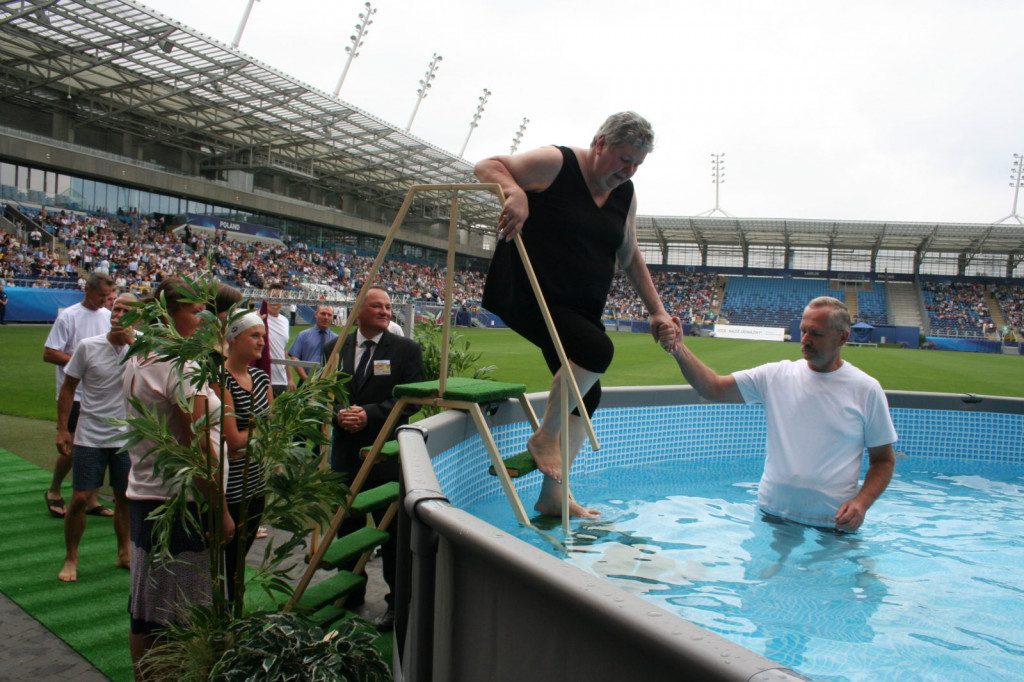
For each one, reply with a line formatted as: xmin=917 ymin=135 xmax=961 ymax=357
xmin=413 ymin=314 xmax=496 ymax=382
xmin=212 ymin=612 xmax=391 ymax=682
xmin=118 ymin=274 xmax=386 ymax=679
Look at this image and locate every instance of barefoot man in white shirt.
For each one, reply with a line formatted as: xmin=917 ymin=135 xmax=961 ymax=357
xmin=57 ymin=293 xmax=136 ymax=581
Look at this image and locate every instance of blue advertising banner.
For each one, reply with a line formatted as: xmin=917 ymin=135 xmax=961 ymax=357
xmin=185 ymin=214 xmax=282 ymax=241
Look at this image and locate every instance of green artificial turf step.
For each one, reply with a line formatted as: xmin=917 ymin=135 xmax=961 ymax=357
xmin=308 ymin=604 xmax=353 ymax=627
xmin=297 ymin=571 xmax=366 ymax=611
xmin=352 ymin=481 xmax=400 ymax=515
xmin=359 ymin=439 xmax=400 ymax=461
xmin=488 ymin=450 xmax=537 ymax=478
xmin=319 ymin=527 xmax=390 ymax=570
xmin=393 ymin=377 xmax=527 ymax=403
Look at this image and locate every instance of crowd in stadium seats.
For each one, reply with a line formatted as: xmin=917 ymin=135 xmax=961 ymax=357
xmin=1 ymin=210 xmax=492 ymax=307
xmin=993 ymin=284 xmax=1023 ymax=331
xmin=921 ymin=281 xmax=994 ymax=336
xmin=4 ymin=207 xmax=1023 ymax=336
xmin=606 ymin=270 xmax=718 ymax=322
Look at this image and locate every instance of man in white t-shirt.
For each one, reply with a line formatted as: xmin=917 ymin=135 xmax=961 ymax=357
xmin=43 ymin=272 xmax=115 ymax=518
xmin=665 ymin=296 xmax=896 ymax=531
xmin=56 ymin=294 xmax=135 ymax=581
xmin=264 ymin=282 xmax=294 ymax=397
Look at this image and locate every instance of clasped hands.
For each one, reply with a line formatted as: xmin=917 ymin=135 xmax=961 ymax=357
xmin=337 ymin=405 xmax=368 ymax=433
xmin=651 ymin=313 xmax=684 ymax=353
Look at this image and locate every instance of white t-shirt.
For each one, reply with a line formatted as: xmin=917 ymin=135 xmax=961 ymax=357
xmin=122 ymin=357 xmax=222 ymax=501
xmin=45 ymin=303 xmax=111 ymax=400
xmin=266 ymin=312 xmax=290 ymax=386
xmin=733 ymin=359 xmax=897 ymax=527
xmin=64 ymin=334 xmax=129 ymax=448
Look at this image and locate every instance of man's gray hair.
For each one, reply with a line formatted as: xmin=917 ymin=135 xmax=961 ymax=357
xmin=807 ymin=296 xmax=851 ymax=333
xmin=591 ymin=111 xmax=655 ymax=153
xmin=85 ymin=271 xmax=114 ymax=290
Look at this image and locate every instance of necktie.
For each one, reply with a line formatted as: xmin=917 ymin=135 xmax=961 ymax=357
xmin=353 ymin=340 xmax=375 ymax=390
xmin=317 ymin=328 xmax=327 ymax=364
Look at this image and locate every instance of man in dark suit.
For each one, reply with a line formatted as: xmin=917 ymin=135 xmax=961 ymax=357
xmin=326 ymin=285 xmax=423 ymax=630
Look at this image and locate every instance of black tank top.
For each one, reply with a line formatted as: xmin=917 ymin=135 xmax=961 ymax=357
xmin=483 ymin=145 xmax=633 ymax=321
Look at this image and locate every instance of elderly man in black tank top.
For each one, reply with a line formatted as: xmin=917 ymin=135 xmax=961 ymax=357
xmin=476 ymin=111 xmax=675 ymax=518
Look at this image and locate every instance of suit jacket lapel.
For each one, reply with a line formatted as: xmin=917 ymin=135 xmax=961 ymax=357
xmin=341 ymin=334 xmax=356 ymax=375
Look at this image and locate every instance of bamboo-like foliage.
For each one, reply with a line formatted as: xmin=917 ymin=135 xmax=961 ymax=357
xmin=117 ymin=273 xmax=372 ymax=678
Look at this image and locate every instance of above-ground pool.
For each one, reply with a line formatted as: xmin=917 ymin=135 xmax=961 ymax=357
xmin=395 ymin=387 xmax=1024 ymax=682
xmin=466 ymin=456 xmax=1024 ymax=681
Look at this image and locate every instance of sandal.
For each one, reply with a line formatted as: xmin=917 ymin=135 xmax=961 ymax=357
xmin=256 ymin=526 xmax=269 ymax=539
xmin=46 ymin=492 xmax=66 ymax=518
xmin=86 ymin=505 xmax=115 ymax=518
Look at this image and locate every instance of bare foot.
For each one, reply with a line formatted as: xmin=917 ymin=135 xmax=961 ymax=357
xmin=534 ymin=497 xmax=601 ymax=519
xmin=58 ymin=560 xmax=77 ymax=582
xmin=527 ymin=432 xmax=563 ymax=481
xmin=534 ymin=477 xmax=600 ymax=518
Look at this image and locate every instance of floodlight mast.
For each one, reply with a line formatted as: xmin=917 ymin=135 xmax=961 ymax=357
xmin=994 ymin=153 xmax=1024 ymax=225
xmin=510 ymin=117 xmax=530 ymax=154
xmin=459 ymin=88 xmax=491 ymax=158
xmin=232 ymin=0 xmax=259 ymax=49
xmin=697 ymin=153 xmax=734 ymax=218
xmin=334 ymin=2 xmax=376 ymax=97
xmin=406 ymin=53 xmax=442 ymax=132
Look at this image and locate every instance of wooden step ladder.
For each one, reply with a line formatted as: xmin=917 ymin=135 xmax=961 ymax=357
xmin=285 ymin=183 xmax=600 ymax=612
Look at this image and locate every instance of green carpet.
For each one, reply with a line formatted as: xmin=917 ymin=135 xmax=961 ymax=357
xmin=0 ymin=448 xmax=132 ymax=682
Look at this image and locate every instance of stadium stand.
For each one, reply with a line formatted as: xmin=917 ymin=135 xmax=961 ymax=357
xmin=853 ymin=284 xmax=889 ymax=325
xmin=719 ymin=276 xmax=841 ymax=328
xmin=921 ymin=281 xmax=993 ymax=338
xmin=994 ymin=284 xmax=1024 ymax=331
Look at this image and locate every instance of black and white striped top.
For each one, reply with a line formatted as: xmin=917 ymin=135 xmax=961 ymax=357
xmin=224 ymin=367 xmax=270 ymax=504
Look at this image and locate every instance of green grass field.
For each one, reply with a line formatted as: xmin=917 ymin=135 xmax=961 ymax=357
xmin=3 ymin=325 xmax=1023 ymax=423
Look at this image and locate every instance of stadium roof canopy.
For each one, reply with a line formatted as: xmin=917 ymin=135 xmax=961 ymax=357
xmin=637 ymin=216 xmax=1024 ymax=262
xmin=1 ymin=0 xmax=1022 ymax=265
xmin=0 ymin=0 xmax=499 ymax=228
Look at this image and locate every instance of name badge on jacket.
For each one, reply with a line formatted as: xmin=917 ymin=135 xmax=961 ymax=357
xmin=372 ymin=359 xmax=392 ymax=376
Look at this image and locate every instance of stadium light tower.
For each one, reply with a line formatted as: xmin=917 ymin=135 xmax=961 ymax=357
xmin=232 ymin=0 xmax=260 ymax=49
xmin=510 ymin=117 xmax=530 ymax=154
xmin=406 ymin=53 xmax=442 ymax=132
xmin=459 ymin=88 xmax=491 ymax=158
xmin=697 ymin=153 xmax=734 ymax=218
xmin=334 ymin=2 xmax=376 ymax=97
xmin=994 ymin=153 xmax=1024 ymax=225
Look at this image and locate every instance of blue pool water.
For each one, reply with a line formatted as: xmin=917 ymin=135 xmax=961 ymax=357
xmin=467 ymin=456 xmax=1024 ymax=682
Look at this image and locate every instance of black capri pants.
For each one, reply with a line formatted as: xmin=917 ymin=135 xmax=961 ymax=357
xmin=501 ymin=305 xmax=613 ymax=417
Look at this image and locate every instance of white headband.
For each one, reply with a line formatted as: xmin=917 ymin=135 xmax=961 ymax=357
xmin=226 ymin=311 xmax=264 ymax=342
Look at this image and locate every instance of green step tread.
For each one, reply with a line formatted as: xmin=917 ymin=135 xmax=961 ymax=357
xmin=320 ymin=527 xmax=390 ymax=569
xmin=359 ymin=439 xmax=400 ymax=460
xmin=488 ymin=450 xmax=537 ymax=478
xmin=393 ymin=377 xmax=526 ymax=402
xmin=308 ymin=605 xmax=355 ymax=627
xmin=352 ymin=481 xmax=400 ymax=514
xmin=297 ymin=571 xmax=366 ymax=611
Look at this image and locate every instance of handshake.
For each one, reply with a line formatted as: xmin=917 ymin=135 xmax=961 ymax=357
xmin=653 ymin=315 xmax=685 ymax=354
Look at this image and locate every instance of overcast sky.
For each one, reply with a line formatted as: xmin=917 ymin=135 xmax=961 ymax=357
xmin=141 ymin=0 xmax=1023 ymax=224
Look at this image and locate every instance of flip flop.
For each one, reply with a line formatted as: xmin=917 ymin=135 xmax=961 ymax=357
xmin=46 ymin=492 xmax=66 ymax=519
xmin=256 ymin=526 xmax=268 ymax=539
xmin=86 ymin=505 xmax=115 ymax=518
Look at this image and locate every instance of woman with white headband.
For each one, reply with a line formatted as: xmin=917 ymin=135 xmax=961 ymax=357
xmin=216 ymin=310 xmax=273 ymax=601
